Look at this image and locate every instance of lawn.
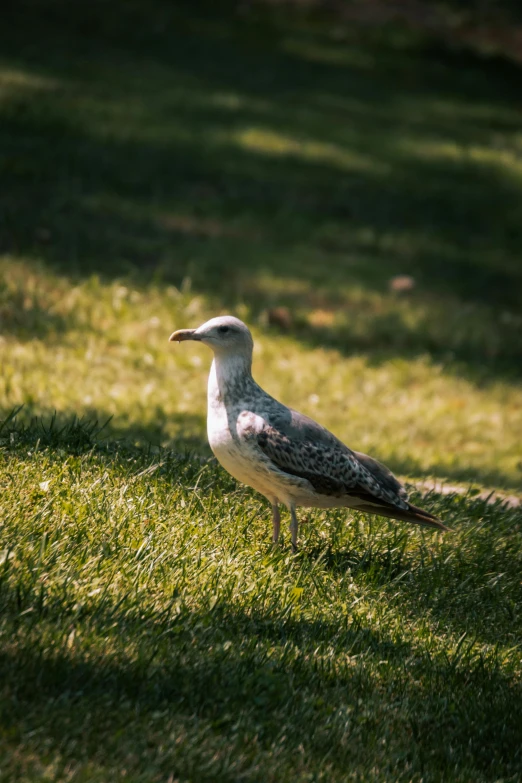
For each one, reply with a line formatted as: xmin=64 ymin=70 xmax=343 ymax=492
xmin=1 ymin=0 xmax=522 ymax=780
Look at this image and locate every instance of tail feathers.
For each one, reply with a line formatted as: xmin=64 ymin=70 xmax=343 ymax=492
xmin=356 ymin=501 xmax=450 ymax=532
xmin=405 ymin=501 xmax=450 ymax=531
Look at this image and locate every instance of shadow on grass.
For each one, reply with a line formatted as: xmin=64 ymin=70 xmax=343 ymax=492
xmin=1 ymin=0 xmax=522 ymax=381
xmin=0 ymin=587 xmax=521 ymax=780
xmin=0 ymin=406 xmax=210 ymax=456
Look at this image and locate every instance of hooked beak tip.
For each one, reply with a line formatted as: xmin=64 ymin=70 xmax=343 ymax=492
xmin=169 ymin=329 xmax=199 ymax=343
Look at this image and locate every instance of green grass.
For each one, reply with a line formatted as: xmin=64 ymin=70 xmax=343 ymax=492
xmin=1 ymin=0 xmax=522 ymax=780
xmin=1 ymin=420 xmax=522 ymax=782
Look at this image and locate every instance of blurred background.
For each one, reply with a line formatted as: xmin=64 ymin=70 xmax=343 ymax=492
xmin=1 ymin=0 xmax=521 ymax=491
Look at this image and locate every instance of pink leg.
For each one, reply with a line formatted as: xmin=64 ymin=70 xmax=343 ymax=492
xmin=272 ymin=504 xmax=281 ymax=544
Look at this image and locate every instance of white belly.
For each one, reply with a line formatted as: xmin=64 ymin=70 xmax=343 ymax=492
xmin=207 ymin=403 xmax=279 ymax=502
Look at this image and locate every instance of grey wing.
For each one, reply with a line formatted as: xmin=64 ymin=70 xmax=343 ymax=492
xmin=268 ymin=405 xmax=352 ymax=452
xmin=279 ymin=408 xmax=407 ymax=500
xmin=352 ymin=450 xmax=408 ymax=502
xmin=239 ymin=410 xmax=409 ymax=510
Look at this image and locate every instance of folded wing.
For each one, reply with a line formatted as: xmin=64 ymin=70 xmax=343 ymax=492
xmin=240 ymin=410 xmax=448 ymax=531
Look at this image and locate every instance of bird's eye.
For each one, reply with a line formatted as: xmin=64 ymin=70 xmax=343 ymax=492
xmin=218 ymin=325 xmax=230 ymax=334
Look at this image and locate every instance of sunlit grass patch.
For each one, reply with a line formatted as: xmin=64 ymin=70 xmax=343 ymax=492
xmin=0 ymin=68 xmax=61 ymax=101
xmin=232 ymin=126 xmax=388 ymax=173
xmin=1 ymin=256 xmax=521 ymax=487
xmin=282 ymin=36 xmax=377 ymax=69
xmin=402 ymin=137 xmax=522 ymax=179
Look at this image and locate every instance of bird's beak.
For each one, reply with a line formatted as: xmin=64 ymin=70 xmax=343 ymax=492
xmin=169 ymin=329 xmax=201 ymax=342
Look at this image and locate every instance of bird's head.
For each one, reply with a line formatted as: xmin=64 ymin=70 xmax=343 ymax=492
xmin=169 ymin=315 xmax=254 ymax=359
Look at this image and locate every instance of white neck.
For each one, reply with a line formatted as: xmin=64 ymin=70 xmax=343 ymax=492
xmin=208 ymin=351 xmax=253 ymax=404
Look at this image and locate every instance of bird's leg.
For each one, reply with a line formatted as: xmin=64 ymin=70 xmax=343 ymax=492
xmin=289 ymin=505 xmax=299 ymax=553
xmin=271 ymin=504 xmax=281 ymax=544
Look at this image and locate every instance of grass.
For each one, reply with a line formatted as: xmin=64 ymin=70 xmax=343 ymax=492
xmin=1 ymin=419 xmax=522 ymax=782
xmin=1 ymin=0 xmax=522 ymax=780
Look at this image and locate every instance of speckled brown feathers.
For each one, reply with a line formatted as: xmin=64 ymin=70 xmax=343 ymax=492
xmin=244 ymin=417 xmax=448 ymax=531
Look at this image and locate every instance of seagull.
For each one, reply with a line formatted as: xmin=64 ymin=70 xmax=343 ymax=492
xmin=170 ymin=315 xmax=448 ymax=550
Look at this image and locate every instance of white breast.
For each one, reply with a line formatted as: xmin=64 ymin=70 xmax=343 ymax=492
xmin=206 ymin=362 xmax=282 ymax=503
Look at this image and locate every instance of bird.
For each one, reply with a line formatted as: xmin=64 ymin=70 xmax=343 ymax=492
xmin=170 ymin=315 xmax=448 ymax=550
